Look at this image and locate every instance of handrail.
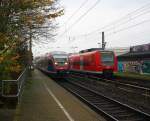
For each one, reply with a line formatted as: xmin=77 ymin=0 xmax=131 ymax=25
xmin=1 ymin=67 xmax=28 ymax=99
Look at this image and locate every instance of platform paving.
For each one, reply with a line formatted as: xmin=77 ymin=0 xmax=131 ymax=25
xmin=0 ymin=109 xmax=15 ymax=121
xmin=14 ymin=70 xmax=105 ymax=121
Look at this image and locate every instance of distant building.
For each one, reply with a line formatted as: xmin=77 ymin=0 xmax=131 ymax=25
xmin=117 ymin=43 xmax=150 ymax=74
xmin=107 ymin=47 xmax=130 ymax=56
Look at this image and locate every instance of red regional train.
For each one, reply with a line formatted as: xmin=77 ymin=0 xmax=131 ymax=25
xmin=36 ymin=51 xmax=69 ymax=77
xmin=69 ymin=48 xmax=118 ymax=76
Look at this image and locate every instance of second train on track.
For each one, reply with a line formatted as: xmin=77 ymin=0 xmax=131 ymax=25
xmin=69 ymin=48 xmax=118 ymax=77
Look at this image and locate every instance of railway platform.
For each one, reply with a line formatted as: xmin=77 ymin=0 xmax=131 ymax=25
xmin=14 ymin=69 xmax=105 ymax=121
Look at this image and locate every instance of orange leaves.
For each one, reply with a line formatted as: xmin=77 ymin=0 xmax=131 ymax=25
xmin=21 ymin=15 xmax=33 ymax=26
xmin=9 ymin=63 xmax=22 ymax=73
xmin=26 ymin=16 xmax=33 ymax=25
xmin=0 ymin=0 xmax=64 ymax=80
xmin=35 ymin=0 xmax=54 ymax=6
xmin=35 ymin=9 xmax=64 ymax=23
xmin=0 ymin=33 xmax=9 ymax=43
xmin=35 ymin=15 xmax=45 ymax=24
xmin=11 ymin=54 xmax=20 ymax=61
xmin=46 ymin=9 xmax=64 ymax=19
xmin=1 ymin=53 xmax=22 ymax=74
xmin=18 ymin=0 xmax=64 ymax=29
xmin=9 ymin=54 xmax=22 ymax=73
xmin=0 ymin=56 xmax=4 ymax=63
xmin=22 ymin=14 xmax=45 ymax=26
xmin=57 ymin=9 xmax=64 ymax=16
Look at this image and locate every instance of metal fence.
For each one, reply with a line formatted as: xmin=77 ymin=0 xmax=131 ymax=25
xmin=1 ymin=67 xmax=28 ymax=102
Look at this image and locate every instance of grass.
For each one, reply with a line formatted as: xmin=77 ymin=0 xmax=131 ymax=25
xmin=115 ymin=72 xmax=150 ymax=81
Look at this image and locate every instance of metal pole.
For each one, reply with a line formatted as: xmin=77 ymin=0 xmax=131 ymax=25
xmin=102 ymin=32 xmax=105 ymax=50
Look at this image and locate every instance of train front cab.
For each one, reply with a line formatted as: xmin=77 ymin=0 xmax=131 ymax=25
xmin=68 ymin=50 xmax=117 ymax=78
xmin=53 ymin=56 xmax=69 ymax=78
xmin=99 ymin=51 xmax=118 ymax=77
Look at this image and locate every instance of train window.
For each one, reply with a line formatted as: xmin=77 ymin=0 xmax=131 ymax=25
xmin=54 ymin=58 xmax=67 ymax=62
xmin=101 ymin=52 xmax=114 ymax=65
xmin=53 ymin=54 xmax=68 ymax=64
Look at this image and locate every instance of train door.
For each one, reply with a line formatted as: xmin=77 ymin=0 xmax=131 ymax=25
xmin=80 ymin=56 xmax=84 ymax=70
xmin=47 ymin=59 xmax=54 ymax=71
xmin=70 ymin=58 xmax=73 ymax=69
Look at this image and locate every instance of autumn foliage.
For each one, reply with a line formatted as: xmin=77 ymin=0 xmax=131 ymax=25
xmin=0 ymin=0 xmax=63 ymax=80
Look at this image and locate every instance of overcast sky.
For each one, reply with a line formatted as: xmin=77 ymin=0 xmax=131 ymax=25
xmin=33 ymin=0 xmax=150 ymax=56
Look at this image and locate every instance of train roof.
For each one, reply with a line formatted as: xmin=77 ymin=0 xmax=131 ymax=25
xmin=45 ymin=51 xmax=68 ymax=57
xmin=79 ymin=48 xmax=113 ymax=53
xmin=69 ymin=49 xmax=114 ymax=58
xmin=50 ymin=51 xmax=68 ymax=55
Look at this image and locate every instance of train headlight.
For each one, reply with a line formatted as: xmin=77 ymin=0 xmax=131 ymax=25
xmin=65 ymin=62 xmax=68 ymax=65
xmin=55 ymin=62 xmax=58 ymax=65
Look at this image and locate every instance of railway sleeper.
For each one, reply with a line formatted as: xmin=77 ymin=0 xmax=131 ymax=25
xmin=115 ymin=115 xmax=144 ymax=121
xmin=100 ymin=106 xmax=125 ymax=112
xmin=114 ymin=113 xmax=138 ymax=118
xmin=88 ymin=99 xmax=103 ymax=102
xmin=87 ymin=97 xmax=105 ymax=101
xmin=99 ymin=103 xmax=119 ymax=107
xmin=92 ymin=101 xmax=111 ymax=105
xmin=120 ymin=119 xmax=144 ymax=121
xmin=96 ymin=103 xmax=116 ymax=107
xmin=84 ymin=95 xmax=99 ymax=98
xmin=110 ymin=110 xmax=134 ymax=116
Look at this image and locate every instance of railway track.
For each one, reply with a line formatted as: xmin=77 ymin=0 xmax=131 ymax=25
xmin=69 ymin=73 xmax=150 ymax=97
xmin=69 ymin=71 xmax=150 ymax=88
xmin=114 ymin=75 xmax=150 ymax=89
xmin=58 ymin=80 xmax=150 ymax=121
xmin=67 ymin=73 xmax=150 ymax=113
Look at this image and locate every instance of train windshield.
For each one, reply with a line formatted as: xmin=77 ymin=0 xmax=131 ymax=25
xmin=101 ymin=52 xmax=114 ymax=65
xmin=54 ymin=58 xmax=67 ymax=62
xmin=53 ymin=54 xmax=68 ymax=65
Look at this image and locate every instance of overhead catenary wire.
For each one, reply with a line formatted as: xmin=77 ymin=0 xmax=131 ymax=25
xmin=100 ymin=7 xmax=150 ymax=32
xmin=99 ymin=9 xmax=150 ymax=34
xmin=58 ymin=0 xmax=101 ymax=38
xmin=69 ymin=2 xmax=150 ymax=39
xmin=106 ymin=18 xmax=150 ymax=36
xmin=63 ymin=0 xmax=89 ymax=26
xmin=89 ymin=2 xmax=150 ymax=34
xmin=62 ymin=0 xmax=89 ymax=42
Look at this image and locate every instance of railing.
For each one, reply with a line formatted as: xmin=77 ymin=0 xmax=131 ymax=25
xmin=1 ymin=67 xmax=28 ymax=102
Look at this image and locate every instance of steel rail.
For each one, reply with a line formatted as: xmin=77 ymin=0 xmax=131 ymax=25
xmin=69 ymin=73 xmax=150 ymax=96
xmin=59 ymin=80 xmax=150 ymax=121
